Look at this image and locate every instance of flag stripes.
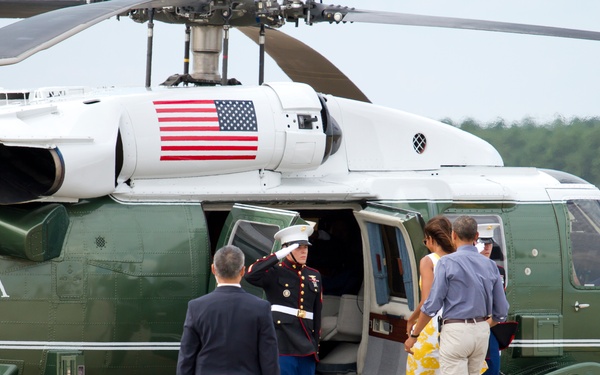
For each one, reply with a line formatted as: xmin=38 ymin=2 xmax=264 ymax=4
xmin=153 ymin=99 xmax=258 ymax=161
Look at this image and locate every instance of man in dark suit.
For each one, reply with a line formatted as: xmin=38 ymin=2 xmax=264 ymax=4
xmin=177 ymin=245 xmax=280 ymax=375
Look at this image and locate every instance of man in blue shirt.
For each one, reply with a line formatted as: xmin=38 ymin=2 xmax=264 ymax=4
xmin=405 ymin=216 xmax=509 ymax=375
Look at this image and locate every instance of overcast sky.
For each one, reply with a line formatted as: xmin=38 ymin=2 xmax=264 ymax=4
xmin=1 ymin=0 xmax=599 ymax=123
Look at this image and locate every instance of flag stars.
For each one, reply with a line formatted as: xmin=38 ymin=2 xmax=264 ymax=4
xmin=215 ymin=100 xmax=258 ymax=132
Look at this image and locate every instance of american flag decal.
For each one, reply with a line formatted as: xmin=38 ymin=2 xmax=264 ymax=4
xmin=153 ymin=99 xmax=259 ymax=161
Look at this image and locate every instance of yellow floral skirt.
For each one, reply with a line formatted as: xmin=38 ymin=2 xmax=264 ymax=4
xmin=406 ymin=317 xmax=440 ymax=375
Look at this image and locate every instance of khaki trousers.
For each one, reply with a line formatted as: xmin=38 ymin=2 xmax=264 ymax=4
xmin=439 ymin=321 xmax=490 ymax=375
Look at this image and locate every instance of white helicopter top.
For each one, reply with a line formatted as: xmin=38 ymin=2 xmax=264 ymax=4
xmin=1 ymin=81 xmax=595 ymax=207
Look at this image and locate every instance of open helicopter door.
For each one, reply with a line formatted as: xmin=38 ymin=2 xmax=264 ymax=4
xmin=353 ymin=203 xmax=426 ymax=375
xmin=212 ymin=204 xmax=300 ymax=296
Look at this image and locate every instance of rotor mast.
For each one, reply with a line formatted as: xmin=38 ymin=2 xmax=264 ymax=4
xmin=190 ymin=26 xmax=223 ymax=83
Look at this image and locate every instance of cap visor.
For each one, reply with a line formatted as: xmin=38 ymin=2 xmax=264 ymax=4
xmin=289 ymin=240 xmax=312 ymax=246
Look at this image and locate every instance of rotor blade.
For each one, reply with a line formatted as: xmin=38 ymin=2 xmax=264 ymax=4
xmin=0 ymin=0 xmax=189 ymax=66
xmin=238 ymin=26 xmax=370 ymax=103
xmin=0 ymin=0 xmax=89 ymax=18
xmin=341 ymin=10 xmax=600 ymax=41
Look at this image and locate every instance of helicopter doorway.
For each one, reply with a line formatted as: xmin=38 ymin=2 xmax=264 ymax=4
xmin=211 ymin=203 xmax=367 ymax=374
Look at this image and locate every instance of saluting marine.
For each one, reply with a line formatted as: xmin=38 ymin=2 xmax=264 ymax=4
xmin=245 ymin=224 xmax=323 ymax=375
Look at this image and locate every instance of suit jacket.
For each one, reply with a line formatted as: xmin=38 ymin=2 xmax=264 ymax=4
xmin=176 ymin=285 xmax=280 ymax=375
xmin=245 ymin=255 xmax=323 ymax=359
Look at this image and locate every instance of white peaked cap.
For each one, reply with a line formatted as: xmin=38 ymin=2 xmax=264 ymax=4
xmin=274 ymin=224 xmax=314 ymax=246
xmin=477 ymin=223 xmax=500 ymax=244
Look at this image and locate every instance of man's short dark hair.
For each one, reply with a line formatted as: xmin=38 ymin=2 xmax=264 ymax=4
xmin=213 ymin=245 xmax=244 ymax=279
xmin=452 ymin=215 xmax=478 ymax=242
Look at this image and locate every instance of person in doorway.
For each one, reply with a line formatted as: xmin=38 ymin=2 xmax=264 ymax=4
xmin=245 ymin=224 xmax=323 ymax=375
xmin=406 ymin=215 xmax=455 ymax=375
xmin=476 ymin=223 xmax=505 ymax=287
xmin=405 ymin=215 xmax=509 ymax=375
xmin=476 ymin=223 xmax=504 ymax=375
xmin=177 ymin=245 xmax=280 ymax=375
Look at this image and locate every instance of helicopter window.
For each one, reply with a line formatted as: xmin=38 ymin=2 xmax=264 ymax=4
xmin=230 ymin=221 xmax=279 ymax=264
xmin=364 ymin=222 xmax=408 ymax=306
xmin=567 ymin=200 xmax=600 ymax=287
xmin=228 ymin=220 xmax=280 ymax=298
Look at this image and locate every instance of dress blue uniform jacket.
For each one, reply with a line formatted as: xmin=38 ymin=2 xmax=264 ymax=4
xmin=176 ymin=285 xmax=280 ymax=375
xmin=245 ymin=254 xmax=323 ymax=360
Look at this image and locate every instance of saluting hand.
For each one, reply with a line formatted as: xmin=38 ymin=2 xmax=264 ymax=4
xmin=275 ymin=243 xmax=299 ymax=260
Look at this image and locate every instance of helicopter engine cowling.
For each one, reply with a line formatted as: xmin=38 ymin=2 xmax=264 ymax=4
xmin=118 ymin=82 xmax=332 ymax=181
xmin=0 ymin=82 xmax=337 ymax=204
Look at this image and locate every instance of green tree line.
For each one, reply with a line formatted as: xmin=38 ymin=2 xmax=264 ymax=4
xmin=442 ymin=117 xmax=600 ymax=187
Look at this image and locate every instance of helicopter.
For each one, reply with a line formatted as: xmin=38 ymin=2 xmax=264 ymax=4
xmin=1 ymin=1 xmax=600 ymax=375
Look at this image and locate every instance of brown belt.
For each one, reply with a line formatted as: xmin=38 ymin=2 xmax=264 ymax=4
xmin=443 ymin=317 xmax=487 ymax=325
